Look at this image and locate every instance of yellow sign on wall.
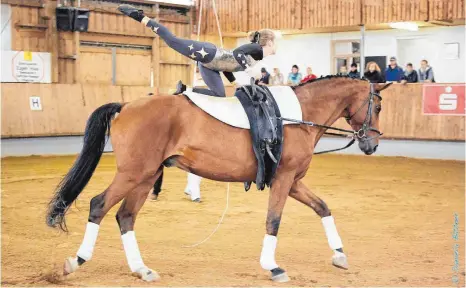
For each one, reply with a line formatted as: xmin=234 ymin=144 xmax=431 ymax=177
xmin=23 ymin=51 xmax=32 ymax=61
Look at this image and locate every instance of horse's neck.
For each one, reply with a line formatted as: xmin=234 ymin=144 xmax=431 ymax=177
xmin=297 ymin=80 xmax=355 ymax=130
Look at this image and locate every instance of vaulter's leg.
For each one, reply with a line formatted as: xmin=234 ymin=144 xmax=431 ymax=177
xmin=184 ymin=173 xmax=201 ymax=202
xmin=259 ymin=170 xmax=295 ymax=282
xmin=118 ymin=5 xmax=216 ymax=63
xmin=150 ymin=170 xmax=164 ymax=201
xmin=117 ymin=170 xmax=161 ymax=281
xmin=63 ymin=172 xmax=138 ymax=275
xmin=289 ymin=180 xmax=348 ymax=269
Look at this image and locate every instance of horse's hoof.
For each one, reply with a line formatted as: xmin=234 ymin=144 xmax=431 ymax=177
xmin=332 ymin=252 xmax=349 ymax=270
xmin=133 ymin=267 xmax=160 ymax=282
xmin=149 ymin=194 xmax=158 ymax=201
xmin=63 ymin=257 xmax=79 ymax=275
xmin=192 ymin=198 xmax=201 ymax=203
xmin=271 ymin=267 xmax=290 ymax=282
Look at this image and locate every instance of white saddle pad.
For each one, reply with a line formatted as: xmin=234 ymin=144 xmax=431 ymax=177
xmin=183 ymin=86 xmax=302 ymax=129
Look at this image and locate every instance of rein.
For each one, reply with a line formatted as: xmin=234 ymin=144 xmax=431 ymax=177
xmin=279 ymin=83 xmax=383 ymax=155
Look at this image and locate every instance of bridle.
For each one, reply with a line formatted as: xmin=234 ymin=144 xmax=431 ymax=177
xmin=344 ymin=83 xmax=383 ymax=141
xmin=279 ymin=83 xmax=383 ymax=154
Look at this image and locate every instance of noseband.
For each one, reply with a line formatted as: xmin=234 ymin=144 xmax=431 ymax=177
xmin=279 ymin=83 xmax=382 ymax=154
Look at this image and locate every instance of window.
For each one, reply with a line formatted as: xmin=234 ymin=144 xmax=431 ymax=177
xmin=332 ymin=40 xmax=360 ymax=74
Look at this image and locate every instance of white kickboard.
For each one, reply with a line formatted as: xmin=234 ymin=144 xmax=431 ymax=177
xmin=183 ymin=86 xmax=302 ymax=129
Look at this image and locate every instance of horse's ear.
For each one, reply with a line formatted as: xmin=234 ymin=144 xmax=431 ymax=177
xmin=374 ymin=82 xmax=393 ymax=92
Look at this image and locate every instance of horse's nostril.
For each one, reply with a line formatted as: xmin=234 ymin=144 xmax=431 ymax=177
xmin=373 ymin=145 xmax=378 ymax=152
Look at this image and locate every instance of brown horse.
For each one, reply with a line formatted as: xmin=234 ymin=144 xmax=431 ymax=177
xmin=46 ymin=76 xmax=391 ymax=283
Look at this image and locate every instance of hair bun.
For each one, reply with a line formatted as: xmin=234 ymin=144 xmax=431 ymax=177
xmin=252 ymin=31 xmax=260 ymax=43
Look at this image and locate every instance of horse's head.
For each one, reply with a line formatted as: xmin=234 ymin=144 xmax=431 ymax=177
xmin=345 ymin=82 xmax=392 ymax=155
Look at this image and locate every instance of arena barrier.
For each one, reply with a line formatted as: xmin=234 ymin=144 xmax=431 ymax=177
xmin=1 ymin=83 xmax=464 ymax=141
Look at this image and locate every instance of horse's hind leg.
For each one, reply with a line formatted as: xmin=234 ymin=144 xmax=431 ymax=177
xmin=289 ymin=180 xmax=348 ymax=269
xmin=63 ymin=172 xmax=139 ymax=275
xmin=117 ymin=169 xmax=162 ymax=281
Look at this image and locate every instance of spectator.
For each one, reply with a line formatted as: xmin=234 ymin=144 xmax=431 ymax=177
xmin=401 ymin=63 xmax=418 ymax=83
xmin=348 ymin=63 xmax=360 ymax=78
xmin=385 ymin=56 xmax=404 ymax=82
xmin=339 ymin=66 xmax=348 ymax=76
xmin=270 ymin=68 xmax=284 ymax=85
xmin=418 ymin=60 xmax=435 ymax=83
xmin=301 ymin=66 xmax=317 ymax=83
xmin=364 ymin=62 xmax=384 ymax=83
xmin=287 ymin=65 xmax=302 ymax=85
xmin=257 ymin=67 xmax=270 ymax=85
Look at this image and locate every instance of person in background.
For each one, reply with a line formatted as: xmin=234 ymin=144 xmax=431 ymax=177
xmin=257 ymin=67 xmax=270 ymax=85
xmin=270 ymin=68 xmax=284 ymax=85
xmin=364 ymin=61 xmax=384 ymax=83
xmin=418 ymin=60 xmax=435 ymax=83
xmin=287 ymin=64 xmax=302 ymax=85
xmin=348 ymin=63 xmax=360 ymax=78
xmin=339 ymin=66 xmax=348 ymax=76
xmin=401 ymin=63 xmax=418 ymax=83
xmin=301 ymin=66 xmax=317 ymax=83
xmin=385 ymin=56 xmax=404 ymax=82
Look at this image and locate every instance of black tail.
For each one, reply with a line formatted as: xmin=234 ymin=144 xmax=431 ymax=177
xmin=46 ymin=103 xmax=123 ymax=231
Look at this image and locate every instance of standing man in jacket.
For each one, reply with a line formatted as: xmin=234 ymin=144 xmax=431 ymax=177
xmin=385 ymin=56 xmax=404 ymax=82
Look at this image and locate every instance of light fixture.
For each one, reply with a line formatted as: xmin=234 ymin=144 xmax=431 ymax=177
xmin=389 ymin=22 xmax=419 ymax=31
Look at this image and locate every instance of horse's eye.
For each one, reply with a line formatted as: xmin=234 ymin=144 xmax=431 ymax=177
xmin=375 ymin=105 xmax=382 ymax=113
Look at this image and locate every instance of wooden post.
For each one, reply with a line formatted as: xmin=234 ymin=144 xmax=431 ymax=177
xmin=73 ymin=1 xmax=80 ymax=83
xmin=73 ymin=30 xmax=80 ymax=83
xmin=43 ymin=0 xmax=59 ymax=83
xmin=152 ymin=3 xmax=160 ymax=94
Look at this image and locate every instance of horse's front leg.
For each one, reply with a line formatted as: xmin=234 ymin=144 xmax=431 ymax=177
xmin=289 ymin=180 xmax=348 ymax=269
xmin=260 ymin=170 xmax=295 ymax=283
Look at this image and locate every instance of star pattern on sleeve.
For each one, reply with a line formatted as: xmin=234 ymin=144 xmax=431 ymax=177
xmin=234 ymin=51 xmax=249 ymax=69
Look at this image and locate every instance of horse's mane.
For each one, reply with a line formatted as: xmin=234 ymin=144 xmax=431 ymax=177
xmin=294 ymin=74 xmax=368 ymax=88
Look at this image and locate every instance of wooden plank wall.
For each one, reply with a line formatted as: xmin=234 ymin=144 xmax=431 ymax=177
xmin=2 ymin=83 xmax=464 ymax=141
xmin=10 ymin=6 xmax=48 ymax=52
xmin=362 ymin=0 xmax=428 ymax=24
xmin=198 ymin=0 xmax=248 ymax=35
xmin=1 ymin=84 xmax=154 ymax=138
xmin=302 ymin=0 xmax=361 ymax=28
xmin=428 ymin=0 xmax=465 ymax=21
xmin=331 ymin=83 xmax=465 ymax=141
xmin=248 ymin=0 xmax=302 ymax=31
xmin=197 ymin=0 xmax=464 ymax=34
xmin=7 ymin=0 xmax=193 ymax=92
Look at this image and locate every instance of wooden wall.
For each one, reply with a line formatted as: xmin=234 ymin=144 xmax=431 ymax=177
xmin=428 ymin=0 xmax=465 ymax=21
xmin=362 ymin=0 xmax=429 ymax=24
xmin=1 ymin=84 xmax=154 ymax=137
xmin=197 ymin=0 xmax=464 ymax=35
xmin=248 ymin=0 xmax=302 ymax=31
xmin=5 ymin=0 xmax=193 ymax=93
xmin=2 ymin=83 xmax=464 ymax=141
xmin=302 ymin=0 xmax=361 ymax=28
xmin=198 ymin=0 xmax=248 ymax=34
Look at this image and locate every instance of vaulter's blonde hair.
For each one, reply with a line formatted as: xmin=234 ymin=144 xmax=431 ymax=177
xmin=248 ymin=29 xmax=276 ymax=46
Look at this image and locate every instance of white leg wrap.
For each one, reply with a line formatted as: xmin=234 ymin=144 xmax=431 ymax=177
xmin=121 ymin=231 xmax=146 ymax=272
xmin=322 ymin=216 xmax=343 ymax=250
xmin=76 ymin=222 xmax=100 ymax=261
xmin=260 ymin=234 xmax=279 ymax=270
xmin=185 ymin=173 xmax=201 ymax=201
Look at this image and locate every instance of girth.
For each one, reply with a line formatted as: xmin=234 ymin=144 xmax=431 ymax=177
xmin=235 ymin=83 xmax=284 ymax=191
